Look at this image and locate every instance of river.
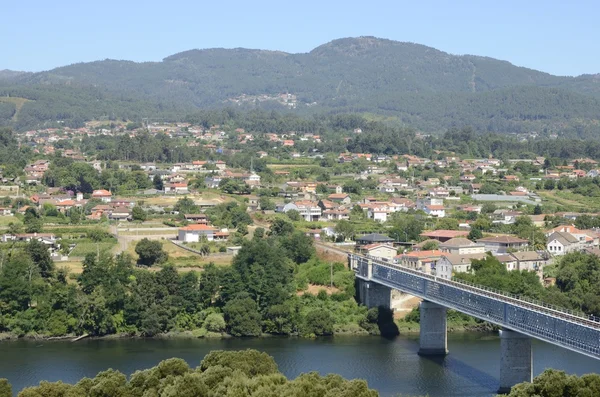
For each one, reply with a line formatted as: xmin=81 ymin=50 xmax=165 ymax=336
xmin=2 ymin=333 xmax=600 ymax=396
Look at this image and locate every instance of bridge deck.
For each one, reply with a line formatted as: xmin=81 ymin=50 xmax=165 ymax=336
xmin=350 ymin=254 xmax=600 ymax=360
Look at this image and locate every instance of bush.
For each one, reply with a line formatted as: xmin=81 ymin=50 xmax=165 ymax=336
xmin=203 ymin=313 xmax=226 ymax=333
xmin=302 ymin=309 xmax=334 ymax=336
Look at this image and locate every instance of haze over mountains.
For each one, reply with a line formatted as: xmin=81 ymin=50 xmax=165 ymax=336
xmin=1 ymin=36 xmax=599 ymax=135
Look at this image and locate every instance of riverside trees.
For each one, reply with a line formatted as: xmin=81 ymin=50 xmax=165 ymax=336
xmin=0 ymin=221 xmax=368 ymax=338
xmin=3 ymin=350 xmax=379 ymax=396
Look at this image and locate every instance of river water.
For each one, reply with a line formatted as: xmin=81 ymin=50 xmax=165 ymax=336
xmin=1 ymin=333 xmax=600 ymax=396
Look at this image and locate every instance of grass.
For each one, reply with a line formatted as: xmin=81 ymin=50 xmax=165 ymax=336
xmin=70 ymin=241 xmax=117 ymax=257
xmin=0 ymin=96 xmax=31 ymax=121
xmin=0 ymin=216 xmax=18 ymax=226
xmin=119 ymin=230 xmax=177 ymax=236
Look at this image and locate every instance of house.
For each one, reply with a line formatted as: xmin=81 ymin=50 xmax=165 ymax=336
xmin=424 ymin=205 xmax=446 ymax=218
xmin=282 ymin=201 xmax=322 ymax=222
xmin=322 ymin=209 xmax=349 ymax=221
xmin=327 ymin=193 xmax=351 ymax=205
xmin=509 ymin=251 xmax=547 ymax=272
xmin=547 ymin=231 xmax=581 ymax=256
xmin=494 ymin=254 xmax=519 ymax=271
xmin=435 ymin=253 xmax=488 ymax=279
xmin=394 ymin=250 xmax=445 ymax=275
xmin=305 ymin=229 xmax=321 ymax=239
xmin=476 ymin=236 xmax=529 ymax=254
xmin=184 ymin=214 xmax=208 ymax=224
xmin=362 ymin=243 xmax=397 ymax=262
xmin=178 ymin=224 xmax=217 ymax=242
xmin=367 ymin=206 xmax=390 ymax=223
xmin=439 ymin=238 xmax=486 ymax=255
xmin=92 ymin=189 xmax=112 ymax=203
xmin=164 ymin=183 xmax=189 ymax=194
xmin=419 ymin=230 xmax=469 ymax=242
xmin=356 ymin=233 xmax=394 ymax=248
xmin=109 ymin=207 xmax=132 ymax=221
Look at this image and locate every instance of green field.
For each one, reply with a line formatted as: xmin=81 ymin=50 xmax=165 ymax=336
xmin=70 ymin=241 xmax=117 ymax=257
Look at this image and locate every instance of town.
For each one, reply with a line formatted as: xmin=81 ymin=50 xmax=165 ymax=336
xmin=2 ymin=120 xmax=600 ymax=286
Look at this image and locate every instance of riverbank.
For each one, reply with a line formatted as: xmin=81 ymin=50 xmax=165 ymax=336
xmin=0 ymin=319 xmax=495 ymax=342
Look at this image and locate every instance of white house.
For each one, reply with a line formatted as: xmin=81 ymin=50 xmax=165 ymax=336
xmin=363 ymin=243 xmax=397 ymax=263
xmin=435 ymin=253 xmax=487 ymax=280
xmin=547 ymin=231 xmax=580 ymax=256
xmin=178 ymin=224 xmax=217 ymax=242
xmin=91 ymin=189 xmax=112 ymax=203
xmin=282 ymin=201 xmax=322 ymax=222
xmin=164 ymin=183 xmax=189 ymax=194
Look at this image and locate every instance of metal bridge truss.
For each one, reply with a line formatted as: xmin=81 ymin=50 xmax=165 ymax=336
xmin=350 ymin=254 xmax=600 ymax=360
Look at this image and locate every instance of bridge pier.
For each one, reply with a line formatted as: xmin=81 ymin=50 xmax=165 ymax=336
xmin=356 ymin=280 xmax=391 ymax=309
xmin=418 ymin=301 xmax=448 ymax=356
xmin=498 ymin=329 xmax=532 ymax=394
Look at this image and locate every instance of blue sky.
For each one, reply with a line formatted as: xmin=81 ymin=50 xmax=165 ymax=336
xmin=3 ymin=0 xmax=598 ymax=76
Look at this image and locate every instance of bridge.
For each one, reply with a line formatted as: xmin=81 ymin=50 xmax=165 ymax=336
xmin=349 ymin=253 xmax=600 ymax=393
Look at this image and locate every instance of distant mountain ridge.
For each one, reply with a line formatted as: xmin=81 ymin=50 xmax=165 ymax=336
xmin=1 ymin=36 xmax=600 ymax=135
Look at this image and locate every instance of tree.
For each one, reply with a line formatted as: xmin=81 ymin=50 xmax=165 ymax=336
xmin=285 ymin=209 xmax=301 ymax=222
xmin=23 ymin=207 xmax=43 ymax=233
xmin=533 ymin=204 xmax=543 ymax=215
xmin=0 ymin=379 xmax=11 ymax=397
xmin=270 ymin=218 xmax=295 ymax=236
xmin=135 ymin=238 xmax=168 ymax=267
xmin=302 ymin=309 xmax=334 ymax=336
xmin=132 ymin=206 xmax=147 ymax=222
xmin=25 ymin=239 xmax=54 ymax=279
xmin=467 ymin=228 xmax=483 ymax=241
xmin=279 ymin=231 xmax=315 ymax=264
xmin=434 ymin=217 xmax=459 ymax=230
xmin=334 ymin=219 xmax=355 ymax=241
xmin=258 ymin=197 xmax=275 ymax=211
xmin=223 ymin=296 xmax=262 ymax=336
xmin=254 ymin=227 xmax=265 ymax=239
xmin=173 ymin=197 xmax=198 ymax=215
xmin=153 ymin=174 xmax=164 ymax=191
xmin=203 ymin=313 xmax=226 ymax=333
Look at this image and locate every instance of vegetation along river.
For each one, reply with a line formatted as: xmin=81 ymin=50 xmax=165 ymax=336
xmin=2 ymin=333 xmax=600 ymax=397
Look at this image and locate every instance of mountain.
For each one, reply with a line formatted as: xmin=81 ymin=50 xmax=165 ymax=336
xmin=2 ymin=36 xmax=600 ymax=135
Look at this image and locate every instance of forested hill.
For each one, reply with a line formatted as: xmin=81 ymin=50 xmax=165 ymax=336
xmin=2 ymin=36 xmax=600 ymax=135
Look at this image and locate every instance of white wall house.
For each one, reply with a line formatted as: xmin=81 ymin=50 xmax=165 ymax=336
xmin=547 ymin=232 xmax=580 ymax=256
xmin=178 ymin=224 xmax=216 ymax=242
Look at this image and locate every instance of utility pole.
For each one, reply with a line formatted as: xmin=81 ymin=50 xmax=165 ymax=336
xmin=330 ymin=262 xmax=333 ymax=288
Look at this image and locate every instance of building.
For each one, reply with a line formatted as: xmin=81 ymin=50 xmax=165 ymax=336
xmin=419 ymin=230 xmax=469 ymax=242
xmin=164 ymin=182 xmax=189 ymax=194
xmin=178 ymin=224 xmax=217 ymax=242
xmin=184 ymin=214 xmax=208 ymax=224
xmin=439 ymin=238 xmax=486 ymax=255
xmin=435 ymin=253 xmax=488 ymax=279
xmin=476 ymin=236 xmax=529 ymax=254
xmin=362 ymin=243 xmax=397 ymax=262
xmin=356 ymin=233 xmax=394 ymax=248
xmin=282 ymin=201 xmax=322 ymax=222
xmin=327 ymin=193 xmax=351 ymax=205
xmin=91 ymin=189 xmax=112 ymax=203
xmin=509 ymin=251 xmax=547 ymax=272
xmin=546 ymin=231 xmax=580 ymax=256
xmin=395 ymin=250 xmax=445 ymax=275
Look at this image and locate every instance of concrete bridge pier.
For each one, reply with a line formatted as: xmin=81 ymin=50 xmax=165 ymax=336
xmin=356 ymin=280 xmax=392 ymax=309
xmin=498 ymin=329 xmax=532 ymax=394
xmin=418 ymin=301 xmax=448 ymax=356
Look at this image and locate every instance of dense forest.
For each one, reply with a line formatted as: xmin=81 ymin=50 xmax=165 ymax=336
xmin=1 ymin=37 xmax=600 ymax=134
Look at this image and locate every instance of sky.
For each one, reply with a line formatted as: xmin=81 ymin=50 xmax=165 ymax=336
xmin=2 ymin=0 xmax=599 ymax=76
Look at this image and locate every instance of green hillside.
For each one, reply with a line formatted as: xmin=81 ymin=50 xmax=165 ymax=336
xmin=1 ymin=36 xmax=600 ymax=134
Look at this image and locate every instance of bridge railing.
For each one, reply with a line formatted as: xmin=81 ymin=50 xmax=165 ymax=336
xmin=355 ymin=254 xmax=600 ymax=328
